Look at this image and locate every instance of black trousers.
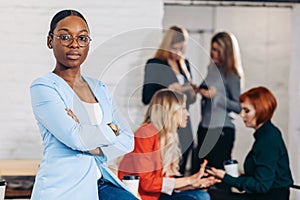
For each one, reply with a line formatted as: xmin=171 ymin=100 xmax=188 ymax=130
xmin=192 ymin=126 xmax=235 ymax=174
xmin=208 ymin=187 xmax=290 ymax=200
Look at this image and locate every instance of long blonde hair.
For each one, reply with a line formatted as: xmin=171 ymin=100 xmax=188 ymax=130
xmin=143 ymin=89 xmax=186 ymax=176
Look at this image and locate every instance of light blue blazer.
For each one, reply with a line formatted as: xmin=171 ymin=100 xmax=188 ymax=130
xmin=30 ymin=72 xmax=134 ymax=200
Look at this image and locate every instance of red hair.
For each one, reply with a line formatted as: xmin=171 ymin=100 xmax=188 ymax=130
xmin=240 ymin=86 xmax=277 ymax=125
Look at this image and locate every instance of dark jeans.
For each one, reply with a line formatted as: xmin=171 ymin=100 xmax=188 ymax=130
xmin=192 ymin=126 xmax=235 ymax=174
xmin=208 ymin=186 xmax=290 ymax=200
xmin=98 ymin=178 xmax=138 ymax=200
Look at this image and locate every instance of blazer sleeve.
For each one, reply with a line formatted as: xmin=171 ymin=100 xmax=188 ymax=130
xmin=142 ymin=60 xmax=166 ymax=105
xmin=134 ymin=134 xmax=163 ymax=194
xmin=100 ymin=92 xmax=134 ymax=161
xmin=184 ymin=60 xmax=196 ymax=105
xmin=214 ymin=74 xmax=241 ymax=114
xmin=30 ymin=78 xmax=133 ymax=154
xmin=223 ymin=134 xmax=280 ymax=193
xmin=225 ymin=74 xmax=241 ymax=113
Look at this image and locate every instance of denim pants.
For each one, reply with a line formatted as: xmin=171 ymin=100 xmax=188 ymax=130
xmin=159 ymin=189 xmax=211 ymax=200
xmin=98 ymin=178 xmax=138 ymax=200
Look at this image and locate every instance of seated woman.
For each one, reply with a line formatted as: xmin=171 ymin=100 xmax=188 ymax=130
xmin=118 ymin=89 xmax=219 ymax=200
xmin=207 ymin=86 xmax=293 ymax=200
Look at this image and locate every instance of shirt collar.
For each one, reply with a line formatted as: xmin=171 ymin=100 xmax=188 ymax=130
xmin=253 ymin=120 xmax=272 ymax=140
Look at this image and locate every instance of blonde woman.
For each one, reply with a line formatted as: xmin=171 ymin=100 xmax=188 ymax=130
xmin=119 ymin=89 xmax=218 ymax=200
xmin=142 ymin=26 xmax=197 ymax=175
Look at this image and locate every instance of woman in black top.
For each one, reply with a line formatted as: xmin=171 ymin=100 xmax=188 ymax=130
xmin=142 ymin=25 xmax=197 ymax=175
xmin=207 ymin=86 xmax=293 ymax=200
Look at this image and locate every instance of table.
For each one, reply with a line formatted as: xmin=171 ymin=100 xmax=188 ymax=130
xmin=0 ymin=160 xmax=40 ymax=199
xmin=0 ymin=160 xmax=40 ymax=177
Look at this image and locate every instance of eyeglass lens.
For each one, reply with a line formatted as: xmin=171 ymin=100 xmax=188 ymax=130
xmin=52 ymin=34 xmax=91 ymax=47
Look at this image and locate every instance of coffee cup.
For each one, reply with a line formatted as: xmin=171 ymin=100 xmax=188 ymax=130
xmin=122 ymin=175 xmax=139 ymax=197
xmin=0 ymin=179 xmax=6 ymax=200
xmin=223 ymin=159 xmax=239 ymax=177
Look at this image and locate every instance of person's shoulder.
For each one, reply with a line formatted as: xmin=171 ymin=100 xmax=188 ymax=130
xmin=146 ymin=58 xmax=165 ymax=64
xmin=83 ymin=76 xmax=111 ymax=98
xmin=30 ymin=72 xmax=56 ymax=87
xmin=268 ymin=121 xmax=282 ymax=138
xmin=83 ymin=76 xmax=106 ymax=88
xmin=263 ymin=121 xmax=281 ymax=134
xmin=184 ymin=59 xmax=190 ymax=65
xmin=259 ymin=121 xmax=283 ymax=143
xmin=135 ymin=123 xmax=158 ymax=138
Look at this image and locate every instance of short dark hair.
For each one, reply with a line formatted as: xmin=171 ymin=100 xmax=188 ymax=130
xmin=240 ymin=86 xmax=277 ymax=125
xmin=48 ymin=9 xmax=88 ymax=36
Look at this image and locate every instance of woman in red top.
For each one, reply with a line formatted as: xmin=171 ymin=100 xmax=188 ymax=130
xmin=119 ymin=89 xmax=218 ymax=200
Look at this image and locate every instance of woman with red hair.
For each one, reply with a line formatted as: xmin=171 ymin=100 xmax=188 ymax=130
xmin=207 ymin=86 xmax=293 ymax=200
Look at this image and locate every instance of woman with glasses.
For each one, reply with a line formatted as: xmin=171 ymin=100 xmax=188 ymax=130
xmin=142 ymin=25 xmax=197 ymax=176
xmin=30 ymin=9 xmax=137 ymax=200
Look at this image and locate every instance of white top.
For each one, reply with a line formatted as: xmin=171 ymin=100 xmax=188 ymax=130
xmin=82 ymin=101 xmax=103 ymax=179
xmin=176 ymin=74 xmax=185 ymax=85
xmin=82 ymin=101 xmax=103 ymax=125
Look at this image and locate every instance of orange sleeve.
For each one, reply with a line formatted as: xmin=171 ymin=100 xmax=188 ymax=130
xmin=118 ymin=124 xmax=163 ymax=196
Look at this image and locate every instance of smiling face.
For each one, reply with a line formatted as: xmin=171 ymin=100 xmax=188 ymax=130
xmin=48 ymin=15 xmax=90 ymax=69
xmin=175 ymin=103 xmax=189 ymax=128
xmin=240 ymin=100 xmax=258 ymax=129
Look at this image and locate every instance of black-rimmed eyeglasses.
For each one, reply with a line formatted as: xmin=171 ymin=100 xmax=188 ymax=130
xmin=50 ymin=33 xmax=92 ymax=47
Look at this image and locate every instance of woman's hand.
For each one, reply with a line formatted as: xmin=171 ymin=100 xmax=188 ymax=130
xmin=89 ymin=148 xmax=100 ymax=155
xmin=193 ymin=176 xmax=221 ymax=189
xmin=190 ymin=82 xmax=199 ymax=93
xmin=188 ymin=160 xmax=219 ymax=188
xmin=191 ymin=159 xmax=208 ymax=180
xmin=175 ymin=160 xmax=220 ymax=191
xmin=206 ymin=167 xmax=226 ymax=179
xmin=107 ymin=123 xmax=119 ymax=136
xmin=199 ymin=86 xmax=217 ymax=99
xmin=65 ymin=108 xmax=79 ymax=123
xmin=88 ymin=147 xmax=104 ymax=156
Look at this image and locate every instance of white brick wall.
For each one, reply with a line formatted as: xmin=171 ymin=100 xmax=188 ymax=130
xmin=0 ymin=0 xmax=163 ymax=159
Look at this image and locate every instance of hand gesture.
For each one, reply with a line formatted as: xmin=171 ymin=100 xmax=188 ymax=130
xmin=189 ymin=160 xmax=220 ymax=188
xmin=199 ymin=86 xmax=217 ymax=99
xmin=206 ymin=167 xmax=226 ymax=179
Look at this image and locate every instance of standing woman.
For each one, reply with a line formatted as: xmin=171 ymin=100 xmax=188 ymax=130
xmin=119 ymin=89 xmax=218 ymax=200
xmin=207 ymin=86 xmax=293 ymax=200
xmin=30 ymin=10 xmax=137 ymax=200
xmin=142 ymin=26 xmax=197 ymax=175
xmin=194 ymin=32 xmax=244 ymax=172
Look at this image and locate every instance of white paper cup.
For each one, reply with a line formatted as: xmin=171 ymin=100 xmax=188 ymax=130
xmin=223 ymin=160 xmax=239 ymax=177
xmin=122 ymin=175 xmax=139 ymax=197
xmin=0 ymin=179 xmax=6 ymax=200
